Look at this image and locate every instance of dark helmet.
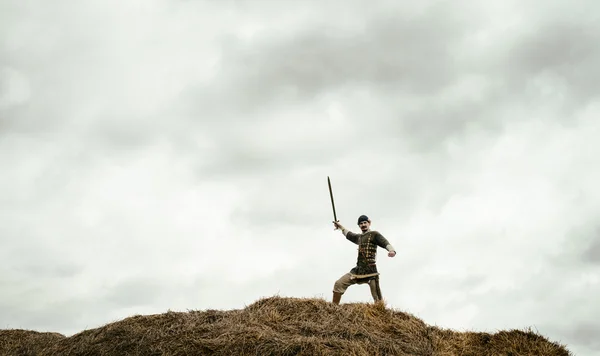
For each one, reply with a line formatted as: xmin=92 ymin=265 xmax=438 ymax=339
xmin=357 ymin=215 xmax=369 ymax=224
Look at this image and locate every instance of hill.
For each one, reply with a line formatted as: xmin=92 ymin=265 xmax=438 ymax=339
xmin=0 ymin=296 xmax=571 ymax=355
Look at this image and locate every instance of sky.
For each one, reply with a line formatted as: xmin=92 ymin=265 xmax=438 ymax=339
xmin=1 ymin=0 xmax=599 ymax=354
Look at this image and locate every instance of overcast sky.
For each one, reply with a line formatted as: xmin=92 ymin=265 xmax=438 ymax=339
xmin=2 ymin=0 xmax=599 ymax=355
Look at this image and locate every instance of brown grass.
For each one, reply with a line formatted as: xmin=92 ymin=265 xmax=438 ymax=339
xmin=0 ymin=329 xmax=65 ymax=356
xmin=0 ymin=296 xmax=572 ymax=355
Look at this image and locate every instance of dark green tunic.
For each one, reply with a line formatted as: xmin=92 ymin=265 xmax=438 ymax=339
xmin=345 ymin=230 xmax=392 ymax=278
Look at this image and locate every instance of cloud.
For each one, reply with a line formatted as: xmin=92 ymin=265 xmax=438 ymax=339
xmin=562 ymin=322 xmax=600 ymax=353
xmin=583 ymin=231 xmax=600 ymax=264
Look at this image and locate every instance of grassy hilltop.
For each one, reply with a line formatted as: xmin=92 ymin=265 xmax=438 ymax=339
xmin=0 ymin=296 xmax=571 ymax=355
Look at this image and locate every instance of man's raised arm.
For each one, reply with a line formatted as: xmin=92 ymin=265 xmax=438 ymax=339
xmin=333 ymin=221 xmax=359 ymax=244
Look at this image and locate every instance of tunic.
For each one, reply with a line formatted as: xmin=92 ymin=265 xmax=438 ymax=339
xmin=345 ymin=230 xmax=394 ymax=279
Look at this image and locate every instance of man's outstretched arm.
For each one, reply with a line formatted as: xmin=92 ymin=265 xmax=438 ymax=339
xmin=374 ymin=232 xmax=397 ymax=257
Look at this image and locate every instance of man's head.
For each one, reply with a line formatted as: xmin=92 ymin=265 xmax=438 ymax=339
xmin=357 ymin=214 xmax=370 ymax=232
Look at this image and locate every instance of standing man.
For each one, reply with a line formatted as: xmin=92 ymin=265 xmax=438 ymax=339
xmin=332 ymin=215 xmax=396 ymax=305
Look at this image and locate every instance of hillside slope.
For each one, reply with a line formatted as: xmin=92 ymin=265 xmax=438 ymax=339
xmin=0 ymin=296 xmax=571 ymax=355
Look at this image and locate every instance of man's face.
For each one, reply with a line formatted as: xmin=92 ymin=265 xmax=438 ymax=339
xmin=359 ymin=221 xmax=370 ymax=232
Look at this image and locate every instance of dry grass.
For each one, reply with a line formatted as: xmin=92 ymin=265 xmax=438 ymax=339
xmin=0 ymin=296 xmax=572 ymax=355
xmin=0 ymin=329 xmax=65 ymax=356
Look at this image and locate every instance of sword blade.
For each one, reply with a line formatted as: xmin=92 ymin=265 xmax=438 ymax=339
xmin=327 ymin=176 xmax=337 ymax=222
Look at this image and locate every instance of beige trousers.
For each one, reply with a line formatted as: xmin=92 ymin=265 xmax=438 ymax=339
xmin=333 ymin=272 xmax=368 ymax=294
xmin=333 ymin=272 xmax=382 ymax=301
xmin=333 ymin=273 xmax=362 ymax=293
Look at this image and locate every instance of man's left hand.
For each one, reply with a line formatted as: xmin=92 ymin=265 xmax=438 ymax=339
xmin=388 ymin=251 xmax=396 ymax=257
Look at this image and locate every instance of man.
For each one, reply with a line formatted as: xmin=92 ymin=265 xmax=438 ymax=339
xmin=331 ymin=214 xmax=396 ymax=305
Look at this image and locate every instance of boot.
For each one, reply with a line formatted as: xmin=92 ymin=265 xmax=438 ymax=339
xmin=332 ymin=292 xmax=342 ymax=304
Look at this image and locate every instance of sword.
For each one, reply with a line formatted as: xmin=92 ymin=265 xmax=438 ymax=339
xmin=327 ymin=176 xmax=338 ymax=224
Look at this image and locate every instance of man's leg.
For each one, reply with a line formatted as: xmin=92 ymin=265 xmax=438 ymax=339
xmin=332 ymin=273 xmax=355 ymax=304
xmin=368 ymin=277 xmax=383 ymax=303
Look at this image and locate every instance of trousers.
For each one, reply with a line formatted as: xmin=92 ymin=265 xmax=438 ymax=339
xmin=333 ymin=272 xmax=383 ymax=301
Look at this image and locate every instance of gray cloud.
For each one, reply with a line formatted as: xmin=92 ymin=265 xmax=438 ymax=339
xmin=174 ymin=4 xmax=482 ymax=151
xmin=103 ymin=277 xmax=167 ymax=308
xmin=213 ymin=1 xmax=600 ymax=151
xmin=562 ymin=322 xmax=600 ymax=353
xmin=554 ymin=223 xmax=600 ymax=266
xmin=584 ymin=235 xmax=600 ymax=264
